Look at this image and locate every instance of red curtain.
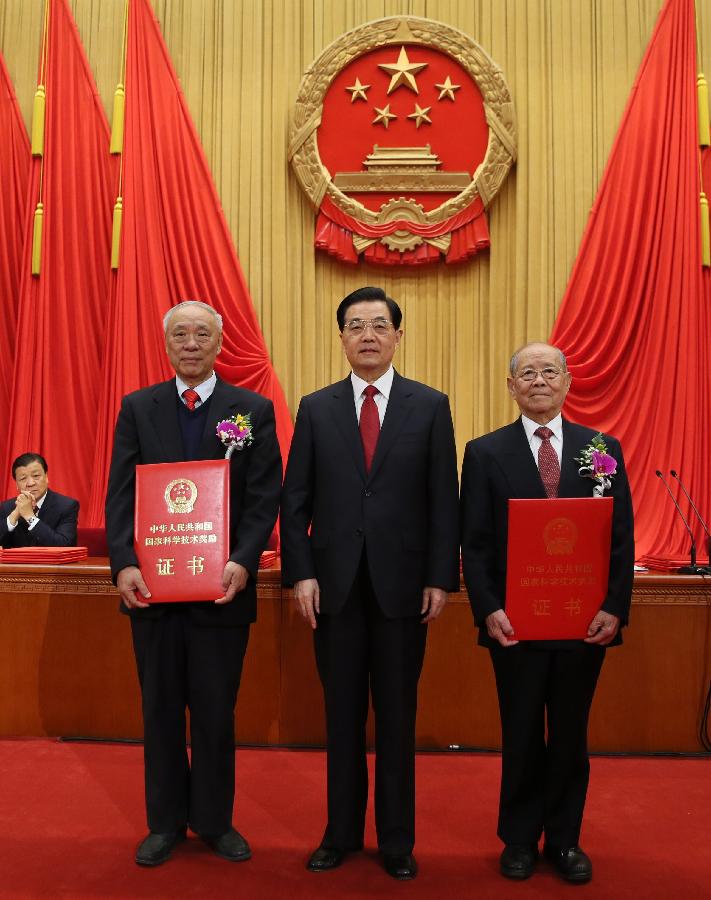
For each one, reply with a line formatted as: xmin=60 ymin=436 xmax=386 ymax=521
xmin=86 ymin=0 xmax=293 ymax=524
xmin=550 ymin=0 xmax=710 ymax=568
xmin=3 ymin=0 xmax=116 ymax=510
xmin=0 ymin=54 xmax=29 ymax=476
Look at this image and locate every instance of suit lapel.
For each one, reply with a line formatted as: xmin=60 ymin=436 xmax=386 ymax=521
xmin=151 ymin=381 xmax=185 ymax=462
xmin=330 ymin=376 xmax=367 ymax=480
xmin=498 ymin=419 xmax=547 ymax=499
xmin=198 ymin=377 xmax=238 ymax=460
xmin=367 ymin=371 xmax=414 ymax=482
xmin=560 ymin=419 xmax=587 ymax=497
xmin=36 ymin=489 xmax=55 ymax=521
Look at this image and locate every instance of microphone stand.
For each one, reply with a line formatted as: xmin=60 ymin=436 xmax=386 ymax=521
xmin=670 ymin=470 xmax=711 ymax=565
xmin=655 ymin=471 xmax=711 ymax=575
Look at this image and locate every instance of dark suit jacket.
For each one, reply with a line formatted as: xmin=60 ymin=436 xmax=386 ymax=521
xmin=460 ymin=417 xmax=634 ymax=647
xmin=0 ymin=489 xmax=79 ymax=548
xmin=105 ymin=376 xmax=282 ymax=625
xmin=280 ymin=370 xmax=460 ymax=617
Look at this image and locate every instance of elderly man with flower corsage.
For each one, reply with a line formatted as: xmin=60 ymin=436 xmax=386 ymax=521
xmin=460 ymin=342 xmax=634 ymax=886
xmin=105 ymin=300 xmax=282 ymax=868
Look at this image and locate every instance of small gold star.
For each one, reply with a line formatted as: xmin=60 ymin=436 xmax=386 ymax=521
xmin=435 ymin=76 xmax=461 ymax=101
xmin=378 ymin=46 xmax=428 ymax=95
xmin=372 ymin=104 xmax=397 ymax=128
xmin=407 ymin=103 xmax=432 ymax=128
xmin=346 ymin=77 xmax=370 ymax=102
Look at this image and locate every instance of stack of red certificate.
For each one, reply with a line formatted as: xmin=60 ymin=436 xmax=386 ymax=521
xmin=0 ymin=547 xmax=88 ymax=564
xmin=259 ymin=550 xmax=278 ymax=569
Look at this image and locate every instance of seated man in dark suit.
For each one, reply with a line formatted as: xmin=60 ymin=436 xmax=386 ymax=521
xmin=0 ymin=453 xmax=79 ymax=548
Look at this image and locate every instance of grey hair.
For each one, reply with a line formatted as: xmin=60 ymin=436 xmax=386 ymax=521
xmin=163 ymin=300 xmax=223 ymax=334
xmin=509 ymin=343 xmax=567 ymax=376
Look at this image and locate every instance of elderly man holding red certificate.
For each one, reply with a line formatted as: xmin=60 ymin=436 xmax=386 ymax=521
xmin=460 ymin=342 xmax=634 ymax=886
xmin=105 ymin=300 xmax=281 ymax=868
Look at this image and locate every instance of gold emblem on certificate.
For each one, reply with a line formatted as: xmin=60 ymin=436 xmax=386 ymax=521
xmin=543 ymin=517 xmax=578 ymax=556
xmin=164 ymin=478 xmax=198 ymax=514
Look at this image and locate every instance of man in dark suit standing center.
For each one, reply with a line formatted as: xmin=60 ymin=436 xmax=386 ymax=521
xmin=281 ymin=287 xmax=460 ymax=881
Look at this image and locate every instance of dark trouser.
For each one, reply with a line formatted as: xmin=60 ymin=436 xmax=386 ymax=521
xmin=489 ymin=641 xmax=605 ymax=848
xmin=313 ymin=555 xmax=427 ymax=855
xmin=131 ymin=607 xmax=249 ymax=836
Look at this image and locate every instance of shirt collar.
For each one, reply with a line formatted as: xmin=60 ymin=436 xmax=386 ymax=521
xmin=176 ymin=371 xmax=217 ymax=405
xmin=351 ymin=366 xmax=394 ymax=401
xmin=521 ymin=412 xmax=563 ymax=443
xmin=35 ymin=491 xmax=48 ymax=510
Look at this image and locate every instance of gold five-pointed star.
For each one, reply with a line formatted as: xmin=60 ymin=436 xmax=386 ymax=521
xmin=378 ymin=46 xmax=428 ymax=95
xmin=346 ymin=77 xmax=370 ymax=102
xmin=372 ymin=104 xmax=397 ymax=128
xmin=435 ymin=76 xmax=461 ymax=101
xmin=407 ymin=104 xmax=432 ymax=128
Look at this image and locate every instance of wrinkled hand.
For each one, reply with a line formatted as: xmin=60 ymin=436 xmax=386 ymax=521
xmin=421 ymin=586 xmax=447 ymax=623
xmin=15 ymin=492 xmax=35 ymax=521
xmin=584 ymin=610 xmax=620 ymax=645
xmin=485 ymin=609 xmax=519 ymax=647
xmin=294 ymin=578 xmax=320 ymax=629
xmin=117 ymin=565 xmax=151 ymax=609
xmin=217 ymin=561 xmax=249 ymax=604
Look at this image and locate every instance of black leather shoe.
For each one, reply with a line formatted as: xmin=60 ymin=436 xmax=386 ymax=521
xmin=382 ymin=853 xmax=418 ymax=880
xmin=544 ymin=845 xmax=592 ymax=883
xmin=500 ymin=843 xmax=538 ymax=879
xmin=135 ymin=828 xmax=187 ymax=866
xmin=307 ymin=845 xmax=347 ymax=871
xmin=202 ymin=827 xmax=251 ymax=862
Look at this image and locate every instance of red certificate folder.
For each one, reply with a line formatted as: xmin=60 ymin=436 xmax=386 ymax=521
xmin=505 ymin=497 xmax=613 ymax=640
xmin=135 ymin=459 xmax=230 ymax=603
xmin=0 ymin=547 xmax=88 ymax=564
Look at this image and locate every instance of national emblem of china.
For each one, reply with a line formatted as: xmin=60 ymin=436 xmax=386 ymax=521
xmin=288 ymin=16 xmax=516 ymax=266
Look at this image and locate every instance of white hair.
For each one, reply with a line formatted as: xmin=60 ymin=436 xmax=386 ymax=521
xmin=509 ymin=342 xmax=567 ymax=376
xmin=163 ymin=300 xmax=223 ymax=334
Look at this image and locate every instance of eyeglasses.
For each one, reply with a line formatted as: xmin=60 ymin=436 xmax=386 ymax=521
xmin=169 ymin=330 xmax=215 ymax=345
xmin=515 ymin=367 xmax=564 ymax=382
xmin=343 ymin=318 xmax=393 ymax=335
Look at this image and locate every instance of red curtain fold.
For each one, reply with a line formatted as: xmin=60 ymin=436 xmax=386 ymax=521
xmin=550 ymin=0 xmax=710 ymax=568
xmin=363 ymin=240 xmax=442 ymax=266
xmin=87 ymin=0 xmax=293 ymax=524
xmin=0 ymin=54 xmax=30 ymax=475
xmin=3 ymin=0 xmax=116 ymax=510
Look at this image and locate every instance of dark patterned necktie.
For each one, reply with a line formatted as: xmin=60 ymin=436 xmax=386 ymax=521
xmin=182 ymin=388 xmax=200 ymax=410
xmin=359 ymin=385 xmax=380 ymax=473
xmin=535 ymin=425 xmax=560 ymax=498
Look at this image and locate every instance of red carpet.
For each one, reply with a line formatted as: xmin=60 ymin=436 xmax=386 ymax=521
xmin=0 ymin=740 xmax=709 ymax=898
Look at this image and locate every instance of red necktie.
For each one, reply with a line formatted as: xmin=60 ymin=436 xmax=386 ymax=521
xmin=535 ymin=426 xmax=560 ymax=498
xmin=182 ymin=388 xmax=200 ymax=410
xmin=359 ymin=385 xmax=380 ymax=473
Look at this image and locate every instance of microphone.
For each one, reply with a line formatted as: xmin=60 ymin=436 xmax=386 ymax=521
xmin=670 ymin=470 xmax=711 ymax=563
xmin=655 ymin=471 xmax=710 ymax=575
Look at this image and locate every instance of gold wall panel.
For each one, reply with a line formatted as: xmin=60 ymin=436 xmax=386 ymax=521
xmin=2 ymin=1 xmax=707 ymax=460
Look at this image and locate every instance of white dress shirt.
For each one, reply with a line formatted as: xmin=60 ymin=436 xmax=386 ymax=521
xmin=521 ymin=413 xmax=563 ymax=467
xmin=350 ymin=366 xmax=394 ymax=425
xmin=175 ymin=371 xmax=217 ymax=407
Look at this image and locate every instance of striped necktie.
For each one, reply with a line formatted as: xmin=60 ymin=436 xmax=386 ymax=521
xmin=182 ymin=388 xmax=200 ymax=410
